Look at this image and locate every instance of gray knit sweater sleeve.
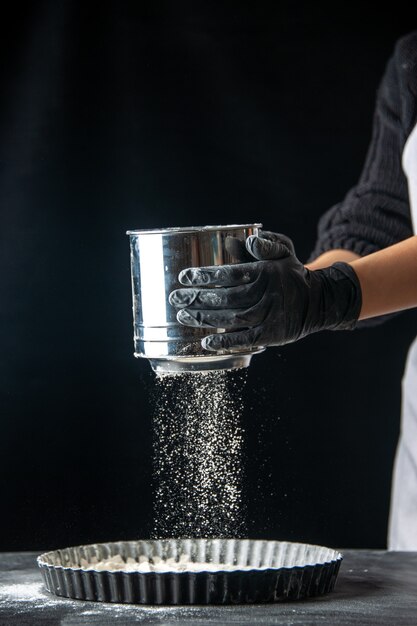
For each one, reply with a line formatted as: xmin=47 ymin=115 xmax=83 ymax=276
xmin=309 ymin=32 xmax=417 ymax=262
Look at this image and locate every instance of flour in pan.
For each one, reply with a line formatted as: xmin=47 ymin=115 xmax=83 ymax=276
xmin=77 ymin=553 xmax=265 ymax=572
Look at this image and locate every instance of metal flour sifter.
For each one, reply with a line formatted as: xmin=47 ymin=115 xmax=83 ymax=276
xmin=127 ymin=224 xmax=265 ymax=375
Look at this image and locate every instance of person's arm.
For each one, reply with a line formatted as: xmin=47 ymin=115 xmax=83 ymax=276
xmin=350 ymin=235 xmax=417 ymax=320
xmin=303 ymin=36 xmax=417 ymax=329
xmin=306 ymin=249 xmax=360 ymax=270
xmin=308 ymin=35 xmax=414 ymax=264
xmin=306 ymin=236 xmax=417 ymax=320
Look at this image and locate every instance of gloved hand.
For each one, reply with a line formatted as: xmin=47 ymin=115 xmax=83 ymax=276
xmin=169 ymin=232 xmax=362 ymax=352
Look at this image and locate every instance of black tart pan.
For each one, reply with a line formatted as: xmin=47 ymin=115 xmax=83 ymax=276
xmin=37 ymin=538 xmax=343 ymax=605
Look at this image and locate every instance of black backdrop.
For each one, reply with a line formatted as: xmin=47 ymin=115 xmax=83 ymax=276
xmin=1 ymin=1 xmax=416 ymax=552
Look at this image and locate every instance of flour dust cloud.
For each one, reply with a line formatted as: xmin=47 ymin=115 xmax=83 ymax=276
xmin=152 ymin=370 xmax=247 ymax=538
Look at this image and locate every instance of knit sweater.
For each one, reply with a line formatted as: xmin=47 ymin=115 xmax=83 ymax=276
xmin=309 ymin=30 xmax=417 ymax=261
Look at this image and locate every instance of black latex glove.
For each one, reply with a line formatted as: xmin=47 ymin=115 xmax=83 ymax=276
xmin=169 ymin=232 xmax=362 ymax=352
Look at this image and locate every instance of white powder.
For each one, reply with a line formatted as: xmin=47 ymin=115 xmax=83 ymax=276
xmin=0 ymin=578 xmax=85 ymax=612
xmin=0 ymin=575 xmax=201 ymax=618
xmin=0 ymin=582 xmax=45 ymax=601
xmin=152 ymin=370 xmax=247 ymax=538
xmin=77 ymin=552 xmax=265 ymax=572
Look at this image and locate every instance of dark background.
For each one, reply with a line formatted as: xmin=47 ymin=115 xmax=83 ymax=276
xmin=1 ymin=1 xmax=416 ymax=552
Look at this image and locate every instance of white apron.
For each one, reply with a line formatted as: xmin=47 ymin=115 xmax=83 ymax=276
xmin=388 ymin=121 xmax=417 ymax=550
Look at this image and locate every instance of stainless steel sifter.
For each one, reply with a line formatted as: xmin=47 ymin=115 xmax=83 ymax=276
xmin=127 ymin=224 xmax=265 ymax=375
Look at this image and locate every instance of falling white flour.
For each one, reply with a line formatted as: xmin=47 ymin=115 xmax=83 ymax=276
xmin=152 ymin=370 xmax=247 ymax=538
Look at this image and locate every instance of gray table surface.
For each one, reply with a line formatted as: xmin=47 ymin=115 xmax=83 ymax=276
xmin=0 ymin=550 xmax=416 ymax=625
